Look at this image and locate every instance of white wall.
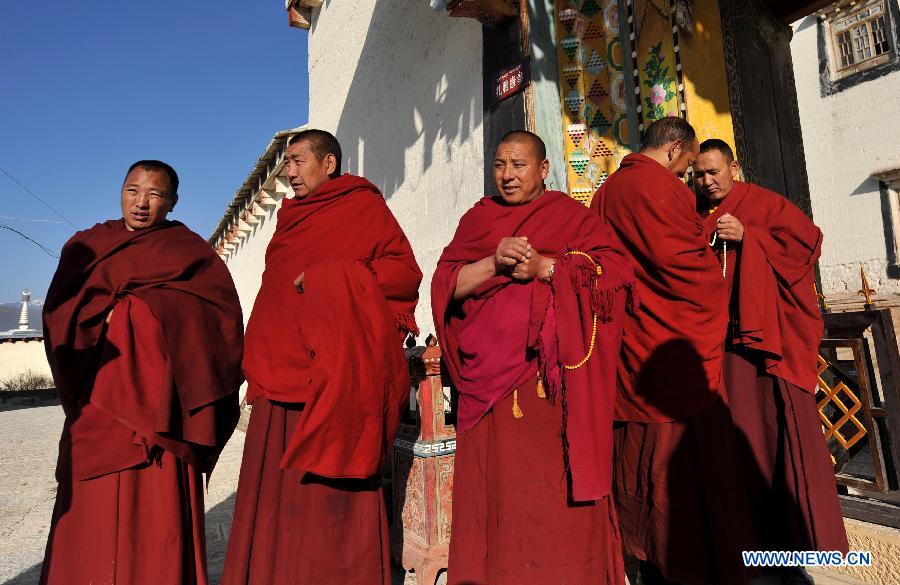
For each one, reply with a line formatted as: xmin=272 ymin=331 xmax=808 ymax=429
xmin=222 ymin=201 xmax=283 ymax=328
xmin=792 ymin=16 xmax=900 ymax=295
xmin=0 ymin=339 xmax=52 ymax=382
xmin=221 ymin=198 xmax=284 ymax=405
xmin=308 ymin=0 xmax=484 ymax=336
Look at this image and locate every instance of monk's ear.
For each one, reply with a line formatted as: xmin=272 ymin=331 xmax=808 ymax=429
xmin=540 ymin=158 xmax=550 ymax=180
xmin=669 ymin=140 xmax=683 ymax=161
xmin=324 ymin=153 xmax=337 ymax=177
xmin=168 ymin=193 xmax=178 ymax=212
xmin=730 ymin=159 xmax=741 ymax=180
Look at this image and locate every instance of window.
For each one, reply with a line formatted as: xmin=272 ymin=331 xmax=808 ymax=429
xmin=873 ymin=167 xmax=900 ymax=277
xmin=823 ymin=0 xmax=897 ymax=83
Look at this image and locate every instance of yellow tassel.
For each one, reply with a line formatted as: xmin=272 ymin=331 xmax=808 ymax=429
xmin=536 ymin=373 xmax=546 ymax=399
xmin=512 ymin=388 xmax=524 ymax=419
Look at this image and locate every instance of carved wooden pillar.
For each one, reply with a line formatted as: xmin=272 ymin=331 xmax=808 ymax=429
xmin=391 ymin=338 xmax=456 ymax=585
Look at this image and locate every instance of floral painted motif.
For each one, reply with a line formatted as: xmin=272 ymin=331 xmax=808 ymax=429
xmin=642 ymin=42 xmax=676 ymax=121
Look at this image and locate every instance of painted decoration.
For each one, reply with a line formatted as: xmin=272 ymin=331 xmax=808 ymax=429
xmin=554 ymin=0 xmax=691 ymax=204
xmin=625 ymin=0 xmax=687 ymax=129
xmin=554 ymin=0 xmax=633 ymax=206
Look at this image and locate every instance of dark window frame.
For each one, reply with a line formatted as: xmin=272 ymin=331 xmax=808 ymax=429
xmin=818 ymin=0 xmax=900 ymax=96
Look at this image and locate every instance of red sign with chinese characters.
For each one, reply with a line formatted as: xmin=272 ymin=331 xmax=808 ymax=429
xmin=493 ymin=57 xmax=531 ymax=104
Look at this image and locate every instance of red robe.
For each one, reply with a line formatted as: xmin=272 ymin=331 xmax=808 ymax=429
xmin=432 ymin=190 xmax=634 ymax=584
xmin=707 ymin=181 xmax=823 ymax=392
xmin=594 ymin=155 xmax=758 ymax=585
xmin=592 ymin=153 xmax=729 ymax=422
xmin=41 ymin=219 xmax=244 ymax=585
xmin=706 ymin=182 xmax=848 ymax=553
xmin=222 ymin=174 xmax=421 ymax=585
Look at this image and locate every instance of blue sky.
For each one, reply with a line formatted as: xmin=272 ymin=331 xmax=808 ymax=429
xmin=0 ymin=1 xmax=308 ymax=303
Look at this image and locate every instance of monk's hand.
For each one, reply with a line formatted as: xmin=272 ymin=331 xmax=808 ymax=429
xmin=105 ymin=307 xmax=115 ymax=325
xmin=717 ymin=213 xmax=744 ymax=242
xmin=511 ymin=253 xmax=551 ymax=282
xmin=293 ymin=272 xmax=305 ymax=293
xmin=495 ymin=236 xmax=532 ymax=274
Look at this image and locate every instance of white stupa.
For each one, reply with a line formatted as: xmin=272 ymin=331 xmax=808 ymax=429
xmin=1 ymin=290 xmax=39 ymax=339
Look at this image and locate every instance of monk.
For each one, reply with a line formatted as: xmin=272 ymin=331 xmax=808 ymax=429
xmin=592 ymin=118 xmax=758 ymax=585
xmin=433 ymin=130 xmax=635 ymax=585
xmin=40 ymin=160 xmax=244 ymax=585
xmin=695 ymin=139 xmax=848 ymax=578
xmin=221 ymin=129 xmax=422 ymax=585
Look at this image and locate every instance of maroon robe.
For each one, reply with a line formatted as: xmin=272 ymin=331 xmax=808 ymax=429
xmin=593 ymin=154 xmax=758 ymax=585
xmin=706 ymin=181 xmax=848 ymax=553
xmin=222 ymin=174 xmax=421 ymax=585
xmin=433 ymin=190 xmax=634 ymax=584
xmin=40 ymin=219 xmax=244 ymax=585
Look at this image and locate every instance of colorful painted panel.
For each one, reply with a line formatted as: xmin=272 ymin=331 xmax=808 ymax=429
xmin=625 ymin=0 xmax=687 ymax=130
xmin=678 ymin=0 xmax=736 ymax=150
xmin=554 ymin=1 xmax=633 ymax=206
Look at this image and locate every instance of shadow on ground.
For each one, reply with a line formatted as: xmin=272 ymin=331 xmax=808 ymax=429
xmin=4 ymin=488 xmax=417 ymax=585
xmin=1 ymin=565 xmax=41 ymax=585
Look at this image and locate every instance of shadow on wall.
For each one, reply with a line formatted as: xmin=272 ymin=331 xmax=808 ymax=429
xmin=329 ymin=0 xmax=483 ymax=202
xmin=794 ymin=15 xmax=817 ymax=34
xmin=679 ymin=1 xmax=737 ymax=118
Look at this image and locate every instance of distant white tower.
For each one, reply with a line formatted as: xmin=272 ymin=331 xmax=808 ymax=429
xmin=18 ymin=290 xmax=30 ymax=330
xmin=1 ymin=289 xmax=38 ymax=339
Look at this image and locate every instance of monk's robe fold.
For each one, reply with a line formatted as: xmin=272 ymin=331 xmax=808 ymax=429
xmin=706 ymin=182 xmax=848 ymax=554
xmin=596 ymin=155 xmax=758 ymax=585
xmin=224 ymin=174 xmax=421 ymax=585
xmin=40 ymin=219 xmax=243 ymax=585
xmin=276 ymin=261 xmax=411 ymax=479
xmin=592 ymin=153 xmax=729 ymax=422
xmin=43 ymin=219 xmax=244 ymax=479
xmin=432 ymin=190 xmax=635 ymax=502
xmin=241 ymin=174 xmax=421 ymax=477
xmin=706 ymin=181 xmax=823 ymax=392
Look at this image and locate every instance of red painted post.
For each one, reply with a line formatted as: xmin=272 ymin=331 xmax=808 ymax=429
xmin=391 ymin=338 xmax=455 ymax=585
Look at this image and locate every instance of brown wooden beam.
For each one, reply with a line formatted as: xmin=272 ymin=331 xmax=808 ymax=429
xmin=764 ymin=0 xmax=838 ymax=23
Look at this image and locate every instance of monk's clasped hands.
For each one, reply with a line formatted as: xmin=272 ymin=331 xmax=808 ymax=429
xmin=495 ymin=236 xmax=552 ymax=282
xmin=716 ymin=213 xmax=744 ymax=242
xmin=495 ymin=236 xmax=532 ymax=270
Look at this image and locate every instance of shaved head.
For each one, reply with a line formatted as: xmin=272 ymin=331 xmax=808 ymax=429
xmin=288 ymin=129 xmax=342 ymax=179
xmin=125 ymin=160 xmax=178 ymax=195
xmin=699 ymin=138 xmax=735 ymax=163
xmin=695 ymin=139 xmax=740 ymax=202
xmin=493 ymin=131 xmax=550 ymax=205
xmin=498 ymin=130 xmax=546 ymax=162
xmin=638 ymin=117 xmax=699 ymax=177
xmin=640 ymin=117 xmax=697 ymax=151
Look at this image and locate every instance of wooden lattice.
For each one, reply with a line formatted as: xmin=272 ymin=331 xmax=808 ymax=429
xmin=816 ymin=311 xmax=899 ymax=500
xmin=817 ymin=355 xmax=868 ymax=453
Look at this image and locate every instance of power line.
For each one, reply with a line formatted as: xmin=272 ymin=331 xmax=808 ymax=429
xmin=0 ymin=214 xmax=66 ymax=224
xmin=0 ymin=166 xmax=77 ymax=228
xmin=0 ymin=222 xmax=60 ymax=258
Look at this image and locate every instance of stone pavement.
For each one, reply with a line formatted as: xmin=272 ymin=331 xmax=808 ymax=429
xmin=0 ymin=404 xmax=429 ymax=585
xmin=0 ymin=404 xmax=60 ymax=585
xmin=0 ymin=403 xmax=874 ymax=585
